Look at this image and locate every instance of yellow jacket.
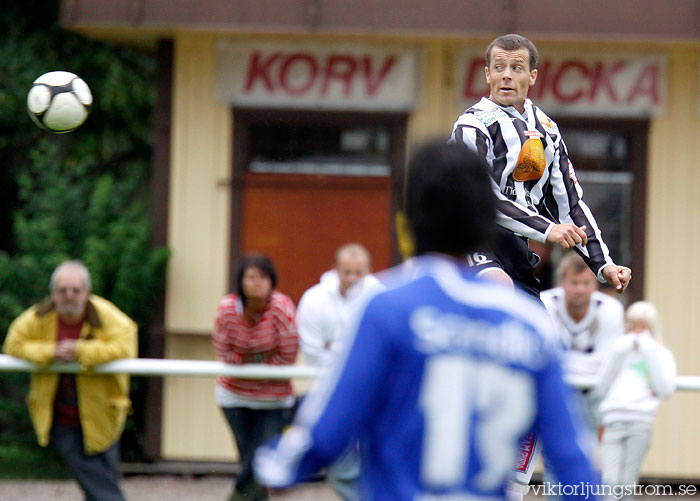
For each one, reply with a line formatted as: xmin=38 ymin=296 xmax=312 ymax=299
xmin=2 ymin=295 xmax=137 ymax=454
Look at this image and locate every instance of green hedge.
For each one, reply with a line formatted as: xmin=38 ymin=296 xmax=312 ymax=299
xmin=0 ymin=0 xmax=168 ymax=472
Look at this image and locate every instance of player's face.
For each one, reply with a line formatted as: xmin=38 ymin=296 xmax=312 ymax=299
xmin=241 ymin=267 xmax=273 ymax=301
xmin=485 ymin=47 xmax=537 ymax=112
xmin=336 ymin=254 xmax=370 ymax=296
xmin=561 ymin=269 xmax=598 ymax=309
xmin=51 ymin=267 xmax=90 ymax=322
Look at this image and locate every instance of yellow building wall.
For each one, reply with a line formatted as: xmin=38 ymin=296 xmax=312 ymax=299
xmin=406 ymin=40 xmax=456 ymax=147
xmin=162 ymin=33 xmax=237 ymax=460
xmin=161 ymin=32 xmax=700 ymax=476
xmin=166 ymin=33 xmax=232 ymax=333
xmin=643 ymin=44 xmax=700 ymax=478
xmin=162 ymin=334 xmax=237 ymax=460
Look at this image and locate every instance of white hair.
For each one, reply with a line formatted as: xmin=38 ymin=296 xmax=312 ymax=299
xmin=626 ymin=301 xmax=662 ymax=343
xmin=49 ymin=260 xmax=92 ymax=292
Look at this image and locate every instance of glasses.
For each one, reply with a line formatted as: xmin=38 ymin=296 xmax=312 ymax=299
xmin=53 ymin=287 xmax=86 ymax=296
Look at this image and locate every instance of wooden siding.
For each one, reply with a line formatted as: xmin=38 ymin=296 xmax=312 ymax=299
xmin=159 ymin=32 xmax=700 ymax=476
xmin=161 ymin=334 xmax=237 ymax=460
xmin=165 ymin=34 xmax=232 ymax=332
xmin=61 ymin=0 xmax=700 ymax=46
xmin=642 ymin=45 xmax=700 ymax=477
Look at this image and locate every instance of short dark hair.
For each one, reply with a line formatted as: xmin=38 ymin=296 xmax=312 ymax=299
xmin=235 ymin=253 xmax=278 ymax=304
xmin=405 ymin=141 xmax=495 ymax=256
xmin=486 ymin=34 xmax=538 ymax=70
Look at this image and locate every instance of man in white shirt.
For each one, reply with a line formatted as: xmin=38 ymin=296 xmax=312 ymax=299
xmin=541 ymin=251 xmax=625 ymax=432
xmin=298 ymin=243 xmax=379 ymax=368
xmin=296 ymin=243 xmax=379 ymax=500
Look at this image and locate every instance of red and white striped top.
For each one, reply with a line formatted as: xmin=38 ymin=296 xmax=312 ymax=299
xmin=212 ymin=290 xmax=298 ymax=400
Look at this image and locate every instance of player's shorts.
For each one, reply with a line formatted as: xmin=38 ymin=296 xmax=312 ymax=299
xmin=466 ymin=227 xmax=542 ymax=299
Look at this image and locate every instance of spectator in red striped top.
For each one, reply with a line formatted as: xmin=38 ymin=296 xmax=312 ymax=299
xmin=212 ymin=253 xmax=299 ymax=501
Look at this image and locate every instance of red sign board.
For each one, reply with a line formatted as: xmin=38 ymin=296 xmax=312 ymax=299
xmin=458 ymin=51 xmax=666 ymax=117
xmin=217 ymin=42 xmax=420 ymax=111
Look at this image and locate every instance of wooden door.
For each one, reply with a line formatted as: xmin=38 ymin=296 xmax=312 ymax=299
xmin=241 ymin=173 xmax=393 ymax=303
xmin=231 ymin=109 xmax=406 ymax=303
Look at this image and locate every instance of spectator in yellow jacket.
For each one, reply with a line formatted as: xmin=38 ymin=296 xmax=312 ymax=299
xmin=3 ymin=260 xmax=137 ymax=501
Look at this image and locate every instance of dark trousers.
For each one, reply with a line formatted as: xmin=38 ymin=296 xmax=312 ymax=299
xmin=50 ymin=424 xmax=125 ymax=501
xmin=222 ymin=406 xmax=289 ymax=499
xmin=488 ymin=226 xmax=543 ymax=299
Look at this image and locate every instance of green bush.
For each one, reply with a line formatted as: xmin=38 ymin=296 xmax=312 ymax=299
xmin=0 ymin=0 xmax=168 ymax=471
xmin=0 ymin=442 xmax=70 ymax=479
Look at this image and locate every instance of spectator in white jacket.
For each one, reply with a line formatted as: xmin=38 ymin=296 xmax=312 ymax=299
xmin=595 ymin=301 xmax=676 ymax=498
xmin=296 ymin=243 xmax=380 ymax=500
xmin=298 ymin=243 xmax=380 ymax=368
xmin=541 ymin=252 xmax=625 ymax=433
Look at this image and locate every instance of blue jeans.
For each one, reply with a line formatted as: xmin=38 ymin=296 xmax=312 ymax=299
xmin=222 ymin=406 xmax=289 ymax=499
xmin=326 ymin=442 xmax=364 ymax=501
xmin=50 ymin=424 xmax=125 ymax=501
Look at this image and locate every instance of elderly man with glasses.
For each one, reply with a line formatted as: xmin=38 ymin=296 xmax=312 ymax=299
xmin=3 ymin=260 xmax=137 ymax=501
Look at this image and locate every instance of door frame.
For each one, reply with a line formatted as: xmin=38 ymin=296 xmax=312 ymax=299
xmin=556 ymin=118 xmax=648 ymax=303
xmin=229 ymin=108 xmax=407 ymax=291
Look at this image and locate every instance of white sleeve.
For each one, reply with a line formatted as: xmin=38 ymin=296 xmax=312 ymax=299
xmin=637 ymin=333 xmax=677 ymax=399
xmin=594 ymin=335 xmax=635 ymax=399
xmin=597 ymin=300 xmax=625 ymax=349
xmin=591 ymin=299 xmax=625 ymax=371
xmin=296 ymin=291 xmax=330 ymax=367
xmin=539 ymin=292 xmax=567 ymax=354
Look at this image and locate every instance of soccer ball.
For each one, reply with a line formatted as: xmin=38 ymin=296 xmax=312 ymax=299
xmin=27 ymin=71 xmax=92 ymax=133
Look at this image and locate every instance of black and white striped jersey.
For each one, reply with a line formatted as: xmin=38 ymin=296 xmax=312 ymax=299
xmin=450 ymin=97 xmax=614 ymax=281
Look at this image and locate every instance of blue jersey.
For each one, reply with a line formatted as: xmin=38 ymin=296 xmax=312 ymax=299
xmin=255 ymin=255 xmax=598 ymax=500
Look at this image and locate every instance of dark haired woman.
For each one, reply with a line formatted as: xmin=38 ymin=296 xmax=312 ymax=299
xmin=212 ymin=253 xmax=298 ymax=501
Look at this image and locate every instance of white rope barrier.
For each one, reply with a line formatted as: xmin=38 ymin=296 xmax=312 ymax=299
xmin=1 ymin=354 xmax=700 ymax=392
xmin=0 ymin=354 xmax=320 ymax=379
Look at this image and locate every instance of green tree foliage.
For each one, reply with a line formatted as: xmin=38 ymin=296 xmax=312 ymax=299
xmin=0 ymin=1 xmax=168 ymax=473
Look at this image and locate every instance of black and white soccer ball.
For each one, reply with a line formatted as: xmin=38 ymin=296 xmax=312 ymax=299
xmin=27 ymin=71 xmax=92 ymax=133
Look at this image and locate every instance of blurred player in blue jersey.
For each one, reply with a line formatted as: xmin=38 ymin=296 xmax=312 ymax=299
xmin=254 ymin=141 xmax=598 ymax=500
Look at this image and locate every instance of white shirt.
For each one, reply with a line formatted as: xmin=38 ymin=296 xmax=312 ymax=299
xmin=297 ymin=270 xmax=381 ymax=367
xmin=596 ymin=331 xmax=676 ymax=424
xmin=541 ymin=287 xmax=625 ymax=378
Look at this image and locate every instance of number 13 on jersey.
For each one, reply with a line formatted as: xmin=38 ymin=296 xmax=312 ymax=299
xmin=419 ymin=355 xmax=536 ymax=491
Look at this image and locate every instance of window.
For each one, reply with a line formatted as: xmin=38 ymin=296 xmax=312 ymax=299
xmin=249 ymin=123 xmax=391 ymax=177
xmin=564 ymin=130 xmax=633 ymax=269
xmin=534 ymin=120 xmax=647 ymax=302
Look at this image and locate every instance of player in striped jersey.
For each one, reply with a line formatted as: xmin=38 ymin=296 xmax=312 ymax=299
xmin=254 ymin=141 xmax=598 ymax=500
xmin=449 ymin=34 xmax=624 ymax=500
xmin=450 ymin=34 xmax=631 ymax=298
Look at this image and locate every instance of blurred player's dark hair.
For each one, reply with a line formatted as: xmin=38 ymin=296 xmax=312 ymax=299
xmin=405 ymin=141 xmax=496 ymax=256
xmin=235 ymin=252 xmax=278 ymax=304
